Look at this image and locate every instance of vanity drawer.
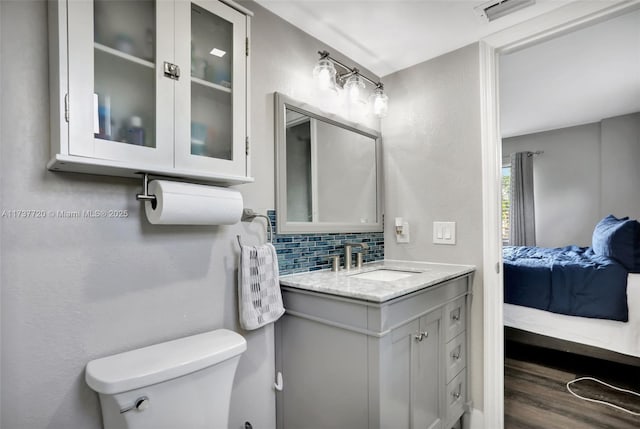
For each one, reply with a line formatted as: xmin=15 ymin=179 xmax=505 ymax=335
xmin=445 ymin=332 xmax=466 ymax=383
xmin=445 ymin=368 xmax=466 ymax=428
xmin=444 ymin=296 xmax=466 ymax=341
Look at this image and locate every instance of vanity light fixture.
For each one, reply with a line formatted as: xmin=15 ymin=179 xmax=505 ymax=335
xmin=312 ymin=56 xmax=337 ymax=91
xmin=370 ymin=86 xmax=389 ymax=118
xmin=475 ymin=0 xmax=536 ymax=22
xmin=344 ymin=74 xmax=366 ymax=104
xmin=313 ymin=50 xmax=389 ymax=118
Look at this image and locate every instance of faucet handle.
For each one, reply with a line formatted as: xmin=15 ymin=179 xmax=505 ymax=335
xmin=344 ymin=242 xmax=369 ymax=270
xmin=325 ymin=255 xmax=341 ymax=272
xmin=343 ymin=244 xmax=353 ymax=270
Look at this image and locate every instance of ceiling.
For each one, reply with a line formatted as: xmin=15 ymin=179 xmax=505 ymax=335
xmin=256 ymin=1 xmax=639 ymax=137
xmin=254 ymin=0 xmax=576 ymax=77
xmin=500 ymin=8 xmax=640 ymax=137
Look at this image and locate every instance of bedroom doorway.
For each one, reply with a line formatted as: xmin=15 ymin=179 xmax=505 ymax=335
xmin=500 ymin=5 xmax=640 ymax=422
xmin=479 ymin=1 xmax=640 ymax=428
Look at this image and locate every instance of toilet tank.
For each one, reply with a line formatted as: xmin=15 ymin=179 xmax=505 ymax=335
xmin=85 ymin=329 xmax=246 ymax=429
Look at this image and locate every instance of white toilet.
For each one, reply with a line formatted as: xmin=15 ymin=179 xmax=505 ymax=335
xmin=85 ymin=329 xmax=246 ymax=429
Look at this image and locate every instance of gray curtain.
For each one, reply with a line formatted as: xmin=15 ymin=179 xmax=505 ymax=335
xmin=509 ymin=152 xmax=536 ymax=246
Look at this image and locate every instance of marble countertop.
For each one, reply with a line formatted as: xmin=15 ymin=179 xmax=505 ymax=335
xmin=279 ymin=260 xmax=475 ymax=303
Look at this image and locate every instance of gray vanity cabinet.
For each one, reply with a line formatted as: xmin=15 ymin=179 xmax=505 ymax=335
xmin=384 ymin=312 xmax=442 ymax=428
xmin=275 ymin=273 xmax=472 ymax=429
xmin=277 ymin=313 xmax=370 ymax=427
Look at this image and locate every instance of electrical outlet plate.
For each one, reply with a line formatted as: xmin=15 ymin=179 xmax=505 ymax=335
xmin=396 ymin=222 xmax=410 ymax=243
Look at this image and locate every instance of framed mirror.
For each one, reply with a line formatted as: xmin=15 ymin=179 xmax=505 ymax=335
xmin=275 ymin=92 xmax=383 ymax=234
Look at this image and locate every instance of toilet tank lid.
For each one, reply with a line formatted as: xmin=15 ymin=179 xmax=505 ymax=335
xmin=85 ymin=329 xmax=247 ymax=395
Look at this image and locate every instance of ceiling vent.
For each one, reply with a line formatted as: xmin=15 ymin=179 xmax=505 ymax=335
xmin=475 ymin=0 xmax=536 ymax=22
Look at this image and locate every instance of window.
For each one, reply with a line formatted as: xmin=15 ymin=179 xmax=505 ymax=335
xmin=501 ymin=166 xmax=511 ymax=245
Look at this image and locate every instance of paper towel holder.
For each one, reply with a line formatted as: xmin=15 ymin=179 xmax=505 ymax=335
xmin=135 ymin=173 xmax=157 ymax=209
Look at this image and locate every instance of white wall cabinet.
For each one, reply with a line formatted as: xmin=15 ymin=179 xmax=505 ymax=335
xmin=48 ymin=0 xmax=253 ymax=184
xmin=275 ymin=274 xmax=472 ymax=429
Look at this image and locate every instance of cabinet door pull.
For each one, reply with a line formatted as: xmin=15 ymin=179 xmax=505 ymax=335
xmin=451 ymin=309 xmax=461 ymax=321
xmin=452 ymin=391 xmax=461 ymax=400
xmin=413 ymin=331 xmax=428 ymax=342
xmin=452 ymin=351 xmax=461 ymax=360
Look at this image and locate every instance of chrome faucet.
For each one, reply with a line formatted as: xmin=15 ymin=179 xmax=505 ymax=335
xmin=343 ymin=242 xmax=369 ymax=270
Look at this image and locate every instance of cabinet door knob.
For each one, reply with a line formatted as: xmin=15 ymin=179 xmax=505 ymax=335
xmin=451 ymin=309 xmax=461 ymax=321
xmin=452 ymin=345 xmax=461 ymax=360
xmin=452 ymin=391 xmax=461 ymax=400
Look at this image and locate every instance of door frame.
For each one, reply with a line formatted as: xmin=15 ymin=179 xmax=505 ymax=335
xmin=479 ymin=1 xmax=640 ymax=428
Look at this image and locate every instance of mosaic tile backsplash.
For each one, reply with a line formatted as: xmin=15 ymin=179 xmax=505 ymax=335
xmin=267 ymin=210 xmax=384 ymax=275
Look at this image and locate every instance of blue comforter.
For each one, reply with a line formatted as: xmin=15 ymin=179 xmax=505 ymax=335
xmin=503 ymin=246 xmax=629 ymax=322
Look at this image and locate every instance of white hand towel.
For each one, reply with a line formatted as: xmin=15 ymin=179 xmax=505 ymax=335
xmin=238 ymin=242 xmax=285 ymax=330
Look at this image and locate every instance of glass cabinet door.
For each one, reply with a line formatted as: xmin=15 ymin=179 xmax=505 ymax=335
xmin=93 ymin=0 xmax=156 ymax=147
xmin=174 ymin=0 xmax=248 ymax=177
xmin=67 ymin=0 xmax=173 ymax=167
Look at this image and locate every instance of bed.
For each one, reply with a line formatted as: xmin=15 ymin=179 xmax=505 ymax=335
xmin=503 ymin=215 xmax=640 ymax=363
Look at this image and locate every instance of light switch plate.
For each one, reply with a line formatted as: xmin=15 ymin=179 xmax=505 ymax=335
xmin=433 ymin=221 xmax=456 ymax=245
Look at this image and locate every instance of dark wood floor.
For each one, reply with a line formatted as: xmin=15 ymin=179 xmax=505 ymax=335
xmin=505 ymin=341 xmax=640 ymax=429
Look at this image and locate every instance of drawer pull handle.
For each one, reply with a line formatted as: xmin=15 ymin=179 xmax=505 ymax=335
xmin=413 ymin=331 xmax=429 ymax=342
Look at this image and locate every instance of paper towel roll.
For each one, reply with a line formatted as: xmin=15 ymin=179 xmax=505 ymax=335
xmin=145 ymin=180 xmax=243 ymax=225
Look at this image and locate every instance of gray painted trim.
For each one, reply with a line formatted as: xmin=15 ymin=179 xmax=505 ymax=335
xmin=274 ymin=91 xmax=384 ymax=234
xmin=285 ymin=291 xmax=469 ymax=338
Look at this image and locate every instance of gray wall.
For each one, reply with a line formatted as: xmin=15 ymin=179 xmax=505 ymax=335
xmin=285 ymin=121 xmax=312 ymax=222
xmin=316 ymin=122 xmax=377 ymax=223
xmin=503 ymin=123 xmax=601 ymax=247
xmin=382 ymin=44 xmax=484 ymax=410
xmin=503 ymin=112 xmax=640 ymax=247
xmin=601 ymin=113 xmax=640 ymax=220
xmin=0 ymin=1 xmax=376 ymax=428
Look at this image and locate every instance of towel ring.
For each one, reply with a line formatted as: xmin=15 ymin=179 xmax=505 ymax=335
xmin=237 ymin=209 xmax=273 ymax=246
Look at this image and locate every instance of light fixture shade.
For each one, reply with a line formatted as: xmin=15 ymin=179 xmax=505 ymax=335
xmin=313 ymin=58 xmax=337 ymax=91
xmin=369 ymin=88 xmax=389 ymax=118
xmin=312 ymin=52 xmax=390 ymax=116
xmin=344 ymin=74 xmax=366 ymax=104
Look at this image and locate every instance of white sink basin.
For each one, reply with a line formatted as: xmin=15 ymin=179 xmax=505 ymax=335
xmin=349 ymin=269 xmax=422 ymax=282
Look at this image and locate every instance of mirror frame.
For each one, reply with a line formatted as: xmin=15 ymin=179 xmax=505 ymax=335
xmin=274 ymin=92 xmax=383 ymax=234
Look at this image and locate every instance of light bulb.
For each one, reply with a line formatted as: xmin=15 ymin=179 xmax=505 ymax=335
xmin=317 ymin=68 xmax=332 ymax=90
xmin=369 ymin=88 xmax=389 ymax=118
xmin=344 ymin=75 xmax=365 ymax=104
xmin=313 ymin=58 xmax=336 ymax=91
xmin=349 ymin=84 xmax=360 ymax=102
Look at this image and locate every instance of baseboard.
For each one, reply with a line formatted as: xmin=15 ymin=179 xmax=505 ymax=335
xmin=469 ymin=408 xmax=484 ymax=429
